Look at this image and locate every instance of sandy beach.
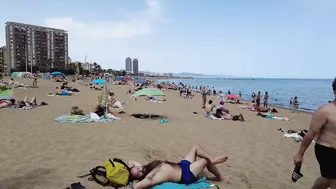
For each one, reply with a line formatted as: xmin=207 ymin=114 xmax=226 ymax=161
xmin=0 ymin=78 xmax=320 ymax=189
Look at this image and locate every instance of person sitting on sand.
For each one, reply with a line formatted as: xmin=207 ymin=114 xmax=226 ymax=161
xmin=217 ymin=101 xmax=230 ymax=114
xmin=204 ymin=100 xmax=216 ymax=117
xmin=55 ymin=87 xmax=77 ymax=96
xmin=126 ymin=89 xmax=133 ymax=95
xmin=214 ymin=109 xmax=245 ymax=122
xmin=92 ymin=104 xmax=117 ymax=117
xmin=129 ymin=145 xmax=229 ymax=189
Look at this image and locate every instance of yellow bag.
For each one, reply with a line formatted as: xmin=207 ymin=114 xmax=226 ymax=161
xmin=79 ymin=158 xmax=130 ymax=187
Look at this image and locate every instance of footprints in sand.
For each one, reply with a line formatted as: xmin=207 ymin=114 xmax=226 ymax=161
xmin=238 ymin=174 xmax=253 ymax=188
xmin=142 ymin=148 xmax=166 ymax=161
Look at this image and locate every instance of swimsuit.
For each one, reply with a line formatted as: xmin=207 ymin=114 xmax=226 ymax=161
xmin=315 ymin=143 xmax=336 ymax=179
xmin=178 ymin=160 xmax=197 ymax=184
xmin=61 ymin=91 xmax=69 ymax=96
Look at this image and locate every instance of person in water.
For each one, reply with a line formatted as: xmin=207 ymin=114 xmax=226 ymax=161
xmin=292 ymin=96 xmax=299 ymax=113
xmin=129 ymin=145 xmax=229 ymax=189
xmin=294 ymin=77 xmax=336 ymax=189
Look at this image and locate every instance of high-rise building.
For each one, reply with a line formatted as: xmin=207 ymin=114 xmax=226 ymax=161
xmin=5 ymin=22 xmax=69 ymax=72
xmin=132 ymin=58 xmax=139 ymax=74
xmin=125 ymin=57 xmax=132 ymax=72
xmin=0 ymin=46 xmax=7 ymax=73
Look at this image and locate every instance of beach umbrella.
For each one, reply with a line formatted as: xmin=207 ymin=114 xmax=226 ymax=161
xmin=132 ymin=88 xmax=165 ymax=97
xmin=227 ymin=94 xmax=239 ymax=99
xmin=92 ymin=79 xmax=106 ymax=84
xmin=51 ymin=71 xmax=63 ymax=75
xmin=98 ymin=84 xmax=109 ymax=106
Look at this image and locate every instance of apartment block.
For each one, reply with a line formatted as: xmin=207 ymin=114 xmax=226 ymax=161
xmin=5 ymin=22 xmax=68 ymax=71
xmin=0 ymin=46 xmax=7 ymax=73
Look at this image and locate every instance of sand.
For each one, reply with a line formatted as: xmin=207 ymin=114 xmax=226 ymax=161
xmin=0 ymin=78 xmax=320 ymax=189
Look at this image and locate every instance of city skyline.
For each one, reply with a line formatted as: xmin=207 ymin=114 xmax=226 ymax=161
xmin=0 ymin=0 xmax=335 ymax=78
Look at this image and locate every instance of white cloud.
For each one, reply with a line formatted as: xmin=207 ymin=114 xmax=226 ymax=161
xmin=43 ymin=0 xmax=163 ymax=68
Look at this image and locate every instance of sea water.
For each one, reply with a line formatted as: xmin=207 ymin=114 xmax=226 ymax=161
xmin=165 ymin=78 xmax=334 ymax=112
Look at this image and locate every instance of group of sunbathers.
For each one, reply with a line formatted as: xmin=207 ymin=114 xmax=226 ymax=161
xmin=204 ymin=100 xmax=245 ymax=121
xmin=54 ymin=82 xmax=79 ymax=96
xmin=0 ymin=96 xmax=47 ymax=109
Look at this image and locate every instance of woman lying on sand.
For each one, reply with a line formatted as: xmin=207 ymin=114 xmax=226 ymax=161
xmin=0 ymin=96 xmax=46 ymax=109
xmin=129 ymin=145 xmax=229 ymax=189
xmin=0 ymin=99 xmax=15 ymax=109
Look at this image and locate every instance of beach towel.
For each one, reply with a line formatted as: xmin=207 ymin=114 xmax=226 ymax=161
xmin=129 ymin=177 xmax=217 ymax=189
xmin=11 ymin=106 xmax=35 ymax=110
xmin=150 ymin=100 xmax=163 ymax=103
xmin=53 ymin=114 xmax=117 ymax=123
xmin=283 ymin=133 xmax=316 ymax=143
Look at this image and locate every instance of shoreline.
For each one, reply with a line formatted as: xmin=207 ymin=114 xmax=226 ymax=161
xmin=239 ymin=99 xmax=314 ymax=115
xmin=158 ymin=79 xmax=321 ymax=113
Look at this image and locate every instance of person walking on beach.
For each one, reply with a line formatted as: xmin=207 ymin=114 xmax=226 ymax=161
xmin=201 ymin=86 xmax=207 ymax=108
xmin=256 ymin=91 xmax=262 ymax=107
xmin=293 ymin=78 xmax=336 ymax=189
xmin=290 ymin=97 xmax=293 ymax=106
xmin=239 ymin=91 xmax=242 ymax=99
xmin=263 ymin=92 xmax=269 ymax=109
xmin=292 ymin=96 xmax=299 ymax=113
xmin=251 ymin=92 xmax=256 ymax=103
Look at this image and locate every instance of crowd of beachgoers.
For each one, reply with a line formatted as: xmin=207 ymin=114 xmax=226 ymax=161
xmin=1 ymin=74 xmax=335 ymax=189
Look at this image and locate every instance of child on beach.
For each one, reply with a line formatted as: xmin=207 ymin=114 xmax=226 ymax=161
xmin=204 ymin=100 xmax=215 ymax=116
xmin=32 ymin=78 xmax=38 ymax=88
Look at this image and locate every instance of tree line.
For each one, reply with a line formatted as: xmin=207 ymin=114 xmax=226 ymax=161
xmin=9 ymin=58 xmax=137 ymax=76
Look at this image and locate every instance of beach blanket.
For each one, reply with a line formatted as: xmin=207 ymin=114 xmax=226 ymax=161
xmin=283 ymin=133 xmax=316 ymax=143
xmin=129 ymin=177 xmax=217 ymax=189
xmin=53 ymin=114 xmax=116 ymax=123
xmin=150 ymin=99 xmax=163 ymax=103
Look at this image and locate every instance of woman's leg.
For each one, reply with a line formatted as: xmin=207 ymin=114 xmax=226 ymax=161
xmin=30 ymin=97 xmax=36 ymax=105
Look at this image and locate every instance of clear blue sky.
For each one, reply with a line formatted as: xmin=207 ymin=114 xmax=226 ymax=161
xmin=1 ymin=0 xmax=335 ymax=78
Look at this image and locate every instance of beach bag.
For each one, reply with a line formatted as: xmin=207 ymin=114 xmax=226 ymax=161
xmin=78 ymin=158 xmax=130 ymax=188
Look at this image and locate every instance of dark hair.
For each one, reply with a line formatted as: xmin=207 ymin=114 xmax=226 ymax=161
xmin=10 ymin=99 xmax=15 ymax=104
xmin=209 ymin=100 xmax=213 ymax=104
xmin=333 ymin=77 xmax=336 ymax=91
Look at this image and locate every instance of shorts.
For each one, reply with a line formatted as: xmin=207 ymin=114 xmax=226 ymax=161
xmin=178 ymin=160 xmax=197 ymax=184
xmin=256 ymin=99 xmax=260 ymax=105
xmin=315 ymin=143 xmax=336 ymax=179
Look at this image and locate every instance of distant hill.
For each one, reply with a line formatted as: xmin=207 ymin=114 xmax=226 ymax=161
xmin=175 ymin=72 xmax=234 ymax=78
xmin=139 ymin=71 xmax=235 ymax=78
